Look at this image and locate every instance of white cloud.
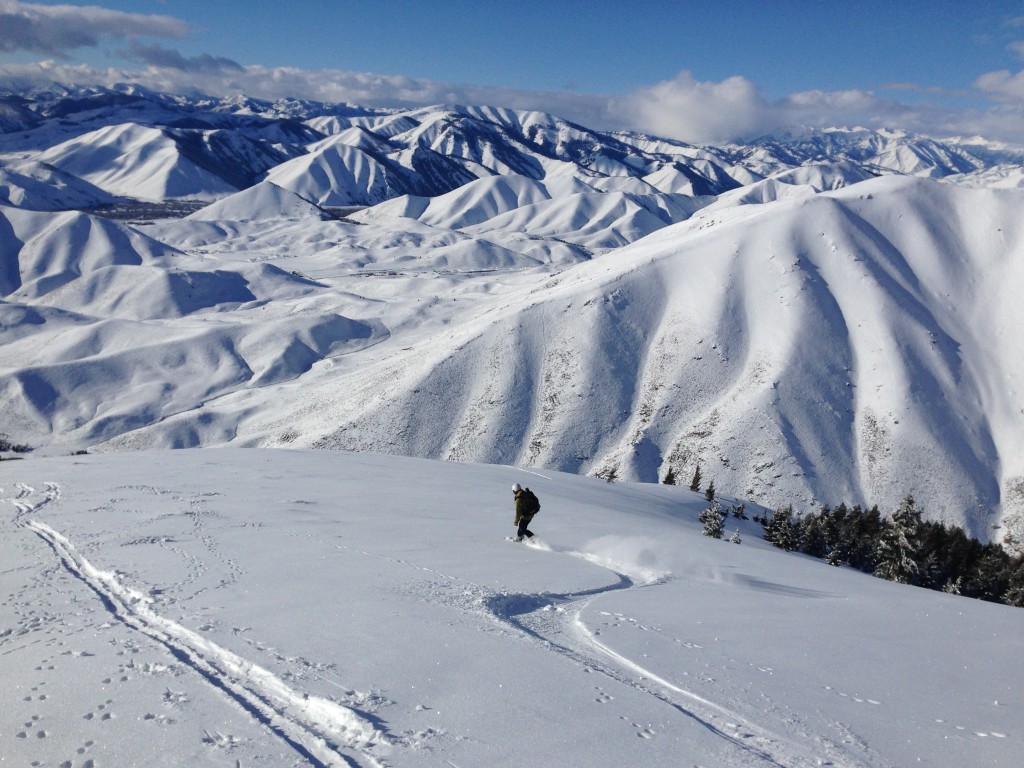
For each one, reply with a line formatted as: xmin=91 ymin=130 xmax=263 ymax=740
xmin=975 ymin=69 xmax=1024 ymax=102
xmin=614 ymin=71 xmax=776 ymax=143
xmin=0 ymin=1 xmax=187 ymax=57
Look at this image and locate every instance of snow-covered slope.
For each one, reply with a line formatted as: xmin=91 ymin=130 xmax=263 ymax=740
xmin=185 ymin=180 xmax=329 ymax=222
xmin=0 ymin=159 xmax=115 ymax=210
xmin=0 ymin=206 xmax=180 ymax=297
xmin=240 ymin=175 xmax=1016 ymax=538
xmin=2 ymin=449 xmax=1021 ymax=767
xmin=264 ymin=136 xmax=397 ymax=207
xmin=34 ymin=123 xmax=241 ymax=201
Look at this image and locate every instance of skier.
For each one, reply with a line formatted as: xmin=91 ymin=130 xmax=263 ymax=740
xmin=512 ymin=482 xmax=539 ymax=541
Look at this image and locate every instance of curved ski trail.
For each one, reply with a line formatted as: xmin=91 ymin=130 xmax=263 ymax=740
xmin=488 ymin=538 xmax=877 ymax=768
xmin=6 ymin=483 xmax=389 ymax=768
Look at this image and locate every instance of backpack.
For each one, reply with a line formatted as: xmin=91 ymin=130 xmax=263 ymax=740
xmin=522 ymin=487 xmax=541 ymax=515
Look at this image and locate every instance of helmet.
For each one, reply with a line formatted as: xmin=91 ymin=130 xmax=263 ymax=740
xmin=512 ymin=483 xmax=522 ymax=492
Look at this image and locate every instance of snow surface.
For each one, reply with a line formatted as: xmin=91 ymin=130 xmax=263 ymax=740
xmin=2 ymin=448 xmax=1021 ymax=767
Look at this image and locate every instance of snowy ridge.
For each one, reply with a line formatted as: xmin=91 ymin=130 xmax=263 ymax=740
xmin=4 ymin=84 xmax=1022 ymax=207
xmin=34 ymin=123 xmax=241 ymax=201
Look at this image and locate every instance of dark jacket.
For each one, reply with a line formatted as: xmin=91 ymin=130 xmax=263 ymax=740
xmin=514 ymin=490 xmax=534 ymax=525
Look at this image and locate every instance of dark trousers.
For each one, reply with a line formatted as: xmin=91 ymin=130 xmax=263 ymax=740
xmin=517 ymin=515 xmax=535 ymax=539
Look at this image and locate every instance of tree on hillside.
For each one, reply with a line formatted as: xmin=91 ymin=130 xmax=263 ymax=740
xmin=663 ymin=466 xmax=677 ymax=485
xmin=873 ymin=494 xmax=922 ymax=584
xmin=968 ymin=546 xmax=1012 ymax=602
xmin=689 ymin=464 xmax=702 ymax=492
xmin=763 ymin=505 xmax=799 ymax=551
xmin=0 ymin=433 xmax=30 ymax=454
xmin=1002 ymin=560 xmax=1024 ymax=607
xmin=756 ymin=492 xmax=1024 ymax=608
xmin=705 ymin=481 xmax=716 ymax=503
xmin=798 ymin=513 xmax=828 ymax=559
xmin=843 ymin=505 xmax=883 ymax=572
xmin=699 ymin=501 xmax=725 ymax=539
xmin=729 ymin=503 xmax=748 ymax=520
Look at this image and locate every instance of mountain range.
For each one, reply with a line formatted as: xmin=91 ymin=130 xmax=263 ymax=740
xmin=2 ymin=83 xmax=1023 ymax=543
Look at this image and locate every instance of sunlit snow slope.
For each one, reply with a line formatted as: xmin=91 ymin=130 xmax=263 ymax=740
xmin=2 ymin=450 xmax=1021 ymax=767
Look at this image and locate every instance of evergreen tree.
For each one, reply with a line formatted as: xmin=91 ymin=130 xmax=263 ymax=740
xmin=969 ymin=547 xmax=1011 ymax=603
xmin=1001 ymin=560 xmax=1024 ymax=607
xmin=822 ymin=504 xmax=849 ymax=565
xmin=764 ymin=506 xmax=799 ymax=551
xmin=730 ymin=528 xmax=742 ymax=544
xmin=663 ymin=466 xmax=677 ymax=485
xmin=799 ymin=514 xmax=828 ymax=559
xmin=737 ymin=490 xmax=1024 ymax=607
xmin=689 ymin=464 xmax=702 ymax=492
xmin=699 ymin=501 xmax=725 ymax=539
xmin=917 ymin=552 xmax=946 ymax=590
xmin=873 ymin=495 xmax=922 ymax=585
xmin=730 ymin=503 xmax=748 ymax=520
xmin=704 ymin=481 xmax=716 ymax=503
xmin=916 ymin=521 xmax=952 ymax=590
xmin=845 ymin=505 xmax=882 ymax=573
xmin=945 ymin=528 xmax=985 ymax=597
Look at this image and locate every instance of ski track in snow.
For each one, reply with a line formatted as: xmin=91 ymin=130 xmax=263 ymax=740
xmin=332 ymin=534 xmax=881 ymax=768
xmin=6 ymin=481 xmax=891 ymax=767
xmin=493 ymin=540 xmax=892 ymax=768
xmin=5 ymin=482 xmax=390 ymax=768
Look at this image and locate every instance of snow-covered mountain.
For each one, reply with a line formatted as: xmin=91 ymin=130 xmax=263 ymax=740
xmin=5 ymin=84 xmax=1021 ymax=206
xmin=2 ymin=83 xmax=1024 ymax=543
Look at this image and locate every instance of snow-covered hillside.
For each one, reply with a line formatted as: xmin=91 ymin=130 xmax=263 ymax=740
xmin=2 ymin=84 xmax=1024 ymax=542
xmin=2 ymin=449 xmax=1021 ymax=767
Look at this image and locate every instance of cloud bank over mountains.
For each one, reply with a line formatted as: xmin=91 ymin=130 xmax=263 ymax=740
xmin=2 ymin=0 xmax=1024 ymax=144
xmin=0 ymin=0 xmax=187 ymax=56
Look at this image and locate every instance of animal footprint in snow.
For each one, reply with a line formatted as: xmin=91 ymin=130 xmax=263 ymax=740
xmin=824 ymin=685 xmax=880 ymax=705
xmin=621 ymin=716 xmax=655 ymax=739
xmin=84 ymin=699 xmax=115 ymax=721
xmin=163 ymin=689 xmax=189 ymax=707
xmin=594 ymin=688 xmax=613 ymax=704
xmin=203 ymin=729 xmax=241 ymax=749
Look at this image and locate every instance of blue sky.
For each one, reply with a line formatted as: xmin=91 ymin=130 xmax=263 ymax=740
xmin=2 ymin=0 xmax=1024 ymax=142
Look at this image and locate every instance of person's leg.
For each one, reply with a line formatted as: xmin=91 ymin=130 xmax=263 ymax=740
xmin=518 ymin=516 xmax=535 ymax=539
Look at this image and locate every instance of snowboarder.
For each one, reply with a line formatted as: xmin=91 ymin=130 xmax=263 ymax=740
xmin=512 ymin=482 xmax=539 ymax=541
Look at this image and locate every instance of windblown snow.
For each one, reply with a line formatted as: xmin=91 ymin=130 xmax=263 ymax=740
xmin=2 ymin=84 xmax=1024 ymax=544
